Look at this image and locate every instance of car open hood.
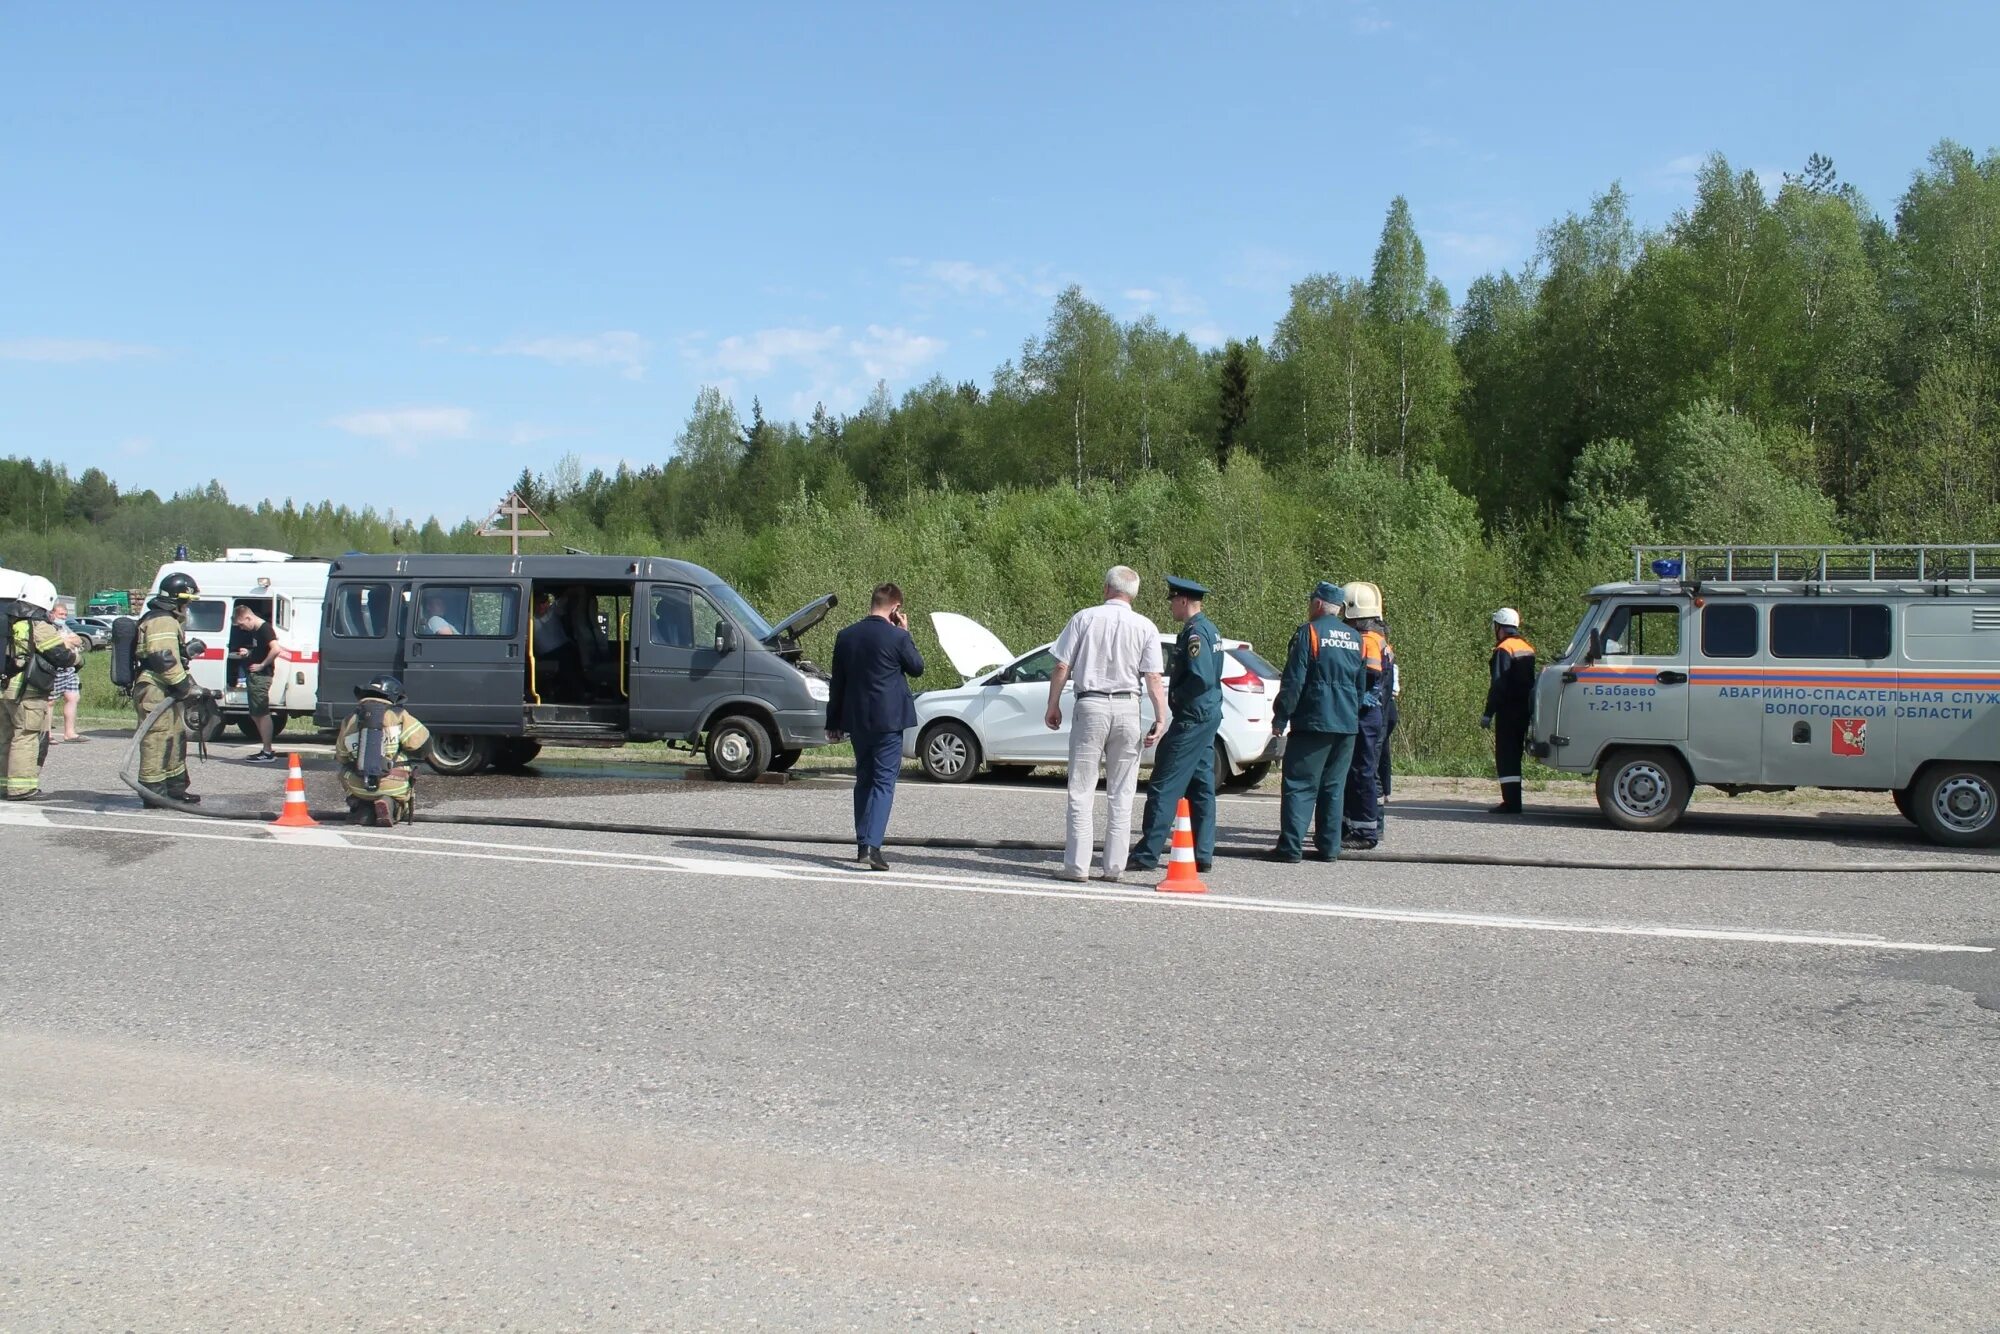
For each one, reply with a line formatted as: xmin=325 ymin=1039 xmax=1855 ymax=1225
xmin=765 ymin=593 xmax=838 ymax=645
xmin=930 ymin=612 xmax=1013 ymax=682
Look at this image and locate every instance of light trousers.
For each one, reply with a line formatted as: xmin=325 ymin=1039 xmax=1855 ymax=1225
xmin=1065 ymin=694 xmax=1145 ymax=876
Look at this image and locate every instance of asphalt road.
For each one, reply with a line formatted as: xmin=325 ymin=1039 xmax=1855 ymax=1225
xmin=3 ymin=731 xmax=1997 ymax=1330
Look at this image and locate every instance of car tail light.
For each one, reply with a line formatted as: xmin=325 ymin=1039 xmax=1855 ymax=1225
xmin=1222 ymin=669 xmax=1263 ymax=694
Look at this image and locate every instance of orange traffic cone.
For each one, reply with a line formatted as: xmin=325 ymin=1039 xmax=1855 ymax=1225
xmin=272 ymin=752 xmax=318 ymax=828
xmin=1155 ymin=798 xmax=1207 ymax=894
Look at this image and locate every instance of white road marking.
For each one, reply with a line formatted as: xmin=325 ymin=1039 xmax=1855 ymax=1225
xmin=22 ymin=804 xmax=1989 ymax=954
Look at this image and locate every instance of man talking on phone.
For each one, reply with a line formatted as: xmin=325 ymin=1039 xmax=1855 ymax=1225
xmin=825 ymin=582 xmax=925 ymax=871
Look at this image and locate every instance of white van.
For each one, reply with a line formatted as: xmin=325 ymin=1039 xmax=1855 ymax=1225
xmin=148 ymin=550 xmax=331 ymax=742
xmin=1528 ymin=544 xmax=2000 ymax=847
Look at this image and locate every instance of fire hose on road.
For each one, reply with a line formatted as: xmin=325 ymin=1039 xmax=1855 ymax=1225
xmin=115 ymin=698 xmax=1996 ymax=874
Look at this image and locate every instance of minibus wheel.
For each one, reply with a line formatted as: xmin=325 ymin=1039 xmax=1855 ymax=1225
xmin=767 ymin=749 xmax=802 ymax=773
xmin=705 ymin=715 xmax=772 ymax=781
xmin=1891 ymin=787 xmax=1918 ymax=824
xmin=1910 ymin=763 xmax=2000 ymax=848
xmin=492 ymin=739 xmax=542 ymax=771
xmin=426 ymin=733 xmax=493 ymax=777
xmin=1595 ymin=747 xmax=1693 ymax=832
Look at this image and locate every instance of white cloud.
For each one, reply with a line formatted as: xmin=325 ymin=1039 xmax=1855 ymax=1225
xmin=1185 ymin=324 xmax=1227 ymax=349
xmin=330 ymin=407 xmax=475 ymax=447
xmin=1645 ymin=153 xmax=1709 ymax=193
xmin=851 ymin=325 xmax=946 ymax=379
xmin=0 ymin=337 xmax=160 ymax=363
xmin=897 ymin=258 xmax=1011 ymax=298
xmin=709 ymin=326 xmax=845 ymax=377
xmin=1122 ymin=288 xmax=1161 ymax=305
xmin=495 ymin=330 xmax=650 ymax=380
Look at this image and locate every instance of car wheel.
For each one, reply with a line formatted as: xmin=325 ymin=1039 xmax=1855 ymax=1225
xmin=492 ymin=739 xmax=543 ymax=771
xmin=705 ymin=715 xmax=772 ymax=782
xmin=920 ymin=721 xmax=981 ymax=783
xmin=1594 ymin=747 xmax=1692 ymax=832
xmin=425 ymin=733 xmax=493 ymax=777
xmin=1910 ymin=762 xmax=2000 ymax=848
xmin=768 ymin=748 xmax=802 ymax=773
xmin=1223 ymin=758 xmax=1271 ymax=791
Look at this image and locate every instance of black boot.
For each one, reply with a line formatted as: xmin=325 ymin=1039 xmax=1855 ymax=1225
xmin=866 ymin=846 xmax=890 ymax=872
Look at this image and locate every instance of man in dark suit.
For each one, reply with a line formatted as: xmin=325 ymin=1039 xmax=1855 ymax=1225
xmin=825 ymin=582 xmax=925 ymax=871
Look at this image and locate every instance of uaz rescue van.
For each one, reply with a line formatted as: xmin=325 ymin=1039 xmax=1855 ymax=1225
xmin=1528 ymin=544 xmax=2000 ymax=848
xmin=149 ymin=549 xmax=331 ymax=741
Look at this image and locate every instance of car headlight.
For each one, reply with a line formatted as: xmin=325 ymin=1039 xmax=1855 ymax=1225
xmin=805 ymin=678 xmax=830 ymax=702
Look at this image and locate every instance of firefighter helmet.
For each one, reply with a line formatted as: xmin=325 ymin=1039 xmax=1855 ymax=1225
xmin=355 ymin=674 xmax=406 ymax=703
xmin=158 ymin=572 xmax=200 ymax=602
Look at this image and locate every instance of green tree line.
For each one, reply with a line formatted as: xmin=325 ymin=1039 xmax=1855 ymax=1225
xmin=9 ymin=141 xmax=1995 ymax=766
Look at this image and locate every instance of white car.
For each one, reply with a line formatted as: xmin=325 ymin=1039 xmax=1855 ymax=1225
xmin=906 ymin=612 xmax=1284 ymax=787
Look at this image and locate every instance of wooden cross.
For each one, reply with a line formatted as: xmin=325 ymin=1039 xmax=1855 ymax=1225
xmin=478 ymin=492 xmax=553 ymax=555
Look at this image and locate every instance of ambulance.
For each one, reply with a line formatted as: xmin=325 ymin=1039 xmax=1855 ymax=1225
xmin=1527 ymin=543 xmax=2000 ymax=848
xmin=147 ymin=549 xmax=331 ymax=741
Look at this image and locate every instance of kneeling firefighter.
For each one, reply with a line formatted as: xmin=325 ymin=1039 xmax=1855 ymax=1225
xmin=334 ymin=675 xmax=433 ymax=826
xmin=2 ymin=574 xmax=87 ymax=801
xmin=1339 ymin=581 xmax=1391 ymax=850
xmin=124 ymin=572 xmax=210 ymax=803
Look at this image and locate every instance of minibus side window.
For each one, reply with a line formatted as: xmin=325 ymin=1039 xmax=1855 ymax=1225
xmin=1771 ymin=604 xmax=1891 ymax=660
xmin=1701 ymin=604 xmax=1758 ymax=658
xmin=412 ymin=586 xmax=519 ymax=638
xmin=331 ymin=583 xmax=392 ymax=638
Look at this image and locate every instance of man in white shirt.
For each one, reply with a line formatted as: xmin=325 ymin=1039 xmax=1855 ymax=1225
xmin=1046 ymin=565 xmax=1168 ymax=881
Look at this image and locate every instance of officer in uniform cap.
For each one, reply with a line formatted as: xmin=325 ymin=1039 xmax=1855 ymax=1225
xmin=131 ymin=572 xmax=207 ymax=803
xmin=1269 ymin=581 xmax=1368 ymax=862
xmin=1130 ymin=576 xmax=1223 ymax=872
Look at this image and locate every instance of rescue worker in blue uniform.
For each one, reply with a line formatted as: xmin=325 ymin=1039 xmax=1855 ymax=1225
xmin=1340 ymin=581 xmax=1392 ymax=850
xmin=1269 ymin=582 xmax=1369 ymax=862
xmin=1130 ymin=576 xmax=1223 ymax=872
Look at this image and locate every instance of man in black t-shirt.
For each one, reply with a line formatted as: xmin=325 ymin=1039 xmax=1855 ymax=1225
xmin=231 ymin=604 xmax=280 ymax=761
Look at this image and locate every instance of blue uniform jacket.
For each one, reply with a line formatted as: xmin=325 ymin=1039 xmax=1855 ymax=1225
xmin=1273 ymin=615 xmax=1367 ymax=735
xmin=1167 ymin=612 xmax=1223 ymax=722
xmin=826 ymin=614 xmax=925 ymax=735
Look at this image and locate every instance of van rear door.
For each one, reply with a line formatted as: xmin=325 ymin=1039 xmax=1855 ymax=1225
xmin=404 ymin=580 xmax=526 ymax=728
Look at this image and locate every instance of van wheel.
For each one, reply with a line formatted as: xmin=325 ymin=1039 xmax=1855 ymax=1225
xmin=1910 ymin=763 xmax=2000 ymax=848
xmin=1891 ymin=787 xmax=1918 ymax=824
xmin=768 ymin=749 xmax=801 ymax=773
xmin=919 ymin=721 xmax=980 ymax=783
xmin=492 ymin=739 xmax=543 ymax=771
xmin=234 ymin=715 xmax=289 ymax=742
xmin=705 ymin=716 xmax=772 ymax=782
xmin=1595 ymin=748 xmax=1692 ymax=831
xmin=186 ymin=707 xmax=225 ymax=744
xmin=426 ymin=734 xmax=493 ymax=777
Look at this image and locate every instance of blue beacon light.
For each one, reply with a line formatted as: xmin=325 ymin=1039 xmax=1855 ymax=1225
xmin=1650 ymin=558 xmax=1683 ymax=580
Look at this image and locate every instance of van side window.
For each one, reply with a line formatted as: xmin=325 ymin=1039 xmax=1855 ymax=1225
xmin=649 ymin=587 xmax=727 ymax=649
xmin=1701 ymin=604 xmax=1758 ymax=658
xmin=331 ymin=583 xmax=392 ymax=638
xmin=1600 ymin=605 xmax=1680 ymax=657
xmin=1771 ymin=604 xmax=1891 ymax=660
xmin=414 ymin=585 xmax=519 ymax=638
xmin=186 ymin=599 xmax=226 ymax=635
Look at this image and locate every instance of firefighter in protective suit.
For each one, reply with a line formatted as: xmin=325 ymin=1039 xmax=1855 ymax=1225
xmin=132 ymin=572 xmax=208 ymax=803
xmin=3 ymin=574 xmax=86 ymax=801
xmin=334 ymin=675 xmax=434 ymax=826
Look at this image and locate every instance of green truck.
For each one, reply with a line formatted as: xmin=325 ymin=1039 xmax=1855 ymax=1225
xmin=86 ymin=588 xmax=136 ymax=616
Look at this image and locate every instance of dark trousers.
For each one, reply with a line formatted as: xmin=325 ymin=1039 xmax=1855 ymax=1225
xmin=850 ymin=729 xmax=903 ymax=848
xmin=1377 ymin=704 xmax=1397 ymax=838
xmin=1342 ymin=707 xmax=1387 ymax=840
xmin=1495 ymin=709 xmax=1529 ymax=809
xmin=1134 ymin=712 xmax=1221 ymax=866
xmin=1277 ymin=730 xmax=1356 ymax=858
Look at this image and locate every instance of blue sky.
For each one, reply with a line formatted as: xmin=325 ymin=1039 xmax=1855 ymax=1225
xmin=3 ymin=1 xmax=1993 ymax=522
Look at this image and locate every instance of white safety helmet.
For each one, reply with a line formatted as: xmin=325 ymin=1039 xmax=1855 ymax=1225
xmin=19 ymin=575 xmax=57 ymax=613
xmin=1492 ymin=607 xmax=1522 ymax=629
xmin=1343 ymin=582 xmax=1384 ymax=620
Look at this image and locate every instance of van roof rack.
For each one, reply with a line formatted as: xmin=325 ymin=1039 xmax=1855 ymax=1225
xmin=1632 ymin=543 xmax=2000 ymax=590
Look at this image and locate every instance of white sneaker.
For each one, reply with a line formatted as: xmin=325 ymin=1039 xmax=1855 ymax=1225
xmin=1054 ymin=866 xmax=1089 ymax=882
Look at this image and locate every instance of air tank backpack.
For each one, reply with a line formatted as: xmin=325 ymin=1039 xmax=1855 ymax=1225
xmin=355 ymin=699 xmax=392 ymax=791
xmin=109 ymin=617 xmax=140 ymax=690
